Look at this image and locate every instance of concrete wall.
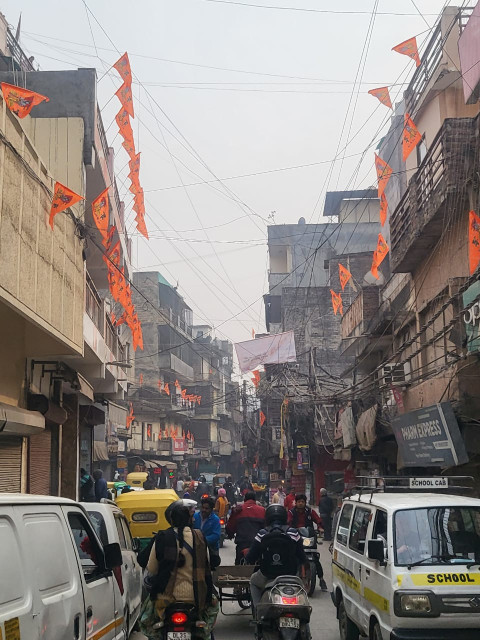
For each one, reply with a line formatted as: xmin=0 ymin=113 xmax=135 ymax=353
xmin=0 ymin=94 xmax=84 ymax=356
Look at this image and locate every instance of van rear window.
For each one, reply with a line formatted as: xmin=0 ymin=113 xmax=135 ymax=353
xmin=132 ymin=511 xmax=157 ymax=522
xmin=336 ymin=503 xmax=353 ymax=546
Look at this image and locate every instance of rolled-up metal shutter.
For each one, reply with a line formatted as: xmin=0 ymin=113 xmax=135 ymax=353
xmin=28 ymin=427 xmax=51 ymax=495
xmin=0 ymin=436 xmax=22 ymax=492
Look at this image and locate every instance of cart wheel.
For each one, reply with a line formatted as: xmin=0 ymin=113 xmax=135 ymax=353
xmin=237 ymin=589 xmax=251 ymax=609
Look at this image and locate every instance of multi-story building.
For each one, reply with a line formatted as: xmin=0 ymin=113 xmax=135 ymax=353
xmin=0 ymin=15 xmax=133 ymax=497
xmin=338 ymin=5 xmax=480 ymax=485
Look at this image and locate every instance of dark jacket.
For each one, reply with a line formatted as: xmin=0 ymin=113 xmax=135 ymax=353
xmin=223 ymin=481 xmax=236 ymax=504
xmin=319 ymin=495 xmax=334 ymax=515
xmin=226 ymin=499 xmax=265 ymax=551
xmin=245 ymin=524 xmax=307 ymax=579
xmin=80 ymin=474 xmax=95 ymax=502
xmin=95 ymin=477 xmax=109 ymax=501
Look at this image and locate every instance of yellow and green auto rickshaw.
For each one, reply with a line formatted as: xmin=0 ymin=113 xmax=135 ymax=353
xmin=116 ymin=488 xmax=179 ymax=550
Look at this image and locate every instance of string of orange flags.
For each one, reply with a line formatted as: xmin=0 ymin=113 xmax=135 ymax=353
xmin=126 ymin=402 xmax=135 ymax=429
xmin=371 ymin=233 xmax=390 ymax=280
xmin=339 ymin=264 xmax=352 ymax=291
xmin=469 ymin=211 xmax=480 ymax=275
xmin=330 ymin=289 xmax=343 ymax=316
xmin=392 ymin=36 xmax=421 ymax=67
xmin=1 ymin=82 xmax=49 ymax=119
xmin=251 ymin=370 xmax=261 ymax=387
xmin=112 ymin=52 xmax=149 ymax=240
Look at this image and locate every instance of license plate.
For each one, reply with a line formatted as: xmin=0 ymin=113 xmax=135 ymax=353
xmin=279 ymin=617 xmax=300 ymax=629
xmin=168 ymin=633 xmax=191 ymax=640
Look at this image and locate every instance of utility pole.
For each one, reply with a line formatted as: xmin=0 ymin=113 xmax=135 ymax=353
xmin=242 ymin=379 xmax=247 ymax=424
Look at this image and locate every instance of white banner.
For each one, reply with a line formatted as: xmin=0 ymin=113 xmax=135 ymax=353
xmin=235 ymin=330 xmax=297 ymax=374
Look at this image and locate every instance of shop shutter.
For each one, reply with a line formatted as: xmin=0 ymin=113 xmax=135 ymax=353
xmin=0 ymin=436 xmax=22 ymax=492
xmin=28 ymin=427 xmax=51 ymax=495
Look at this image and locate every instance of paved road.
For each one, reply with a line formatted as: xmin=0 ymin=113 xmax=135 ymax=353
xmin=132 ymin=537 xmax=339 ymax=640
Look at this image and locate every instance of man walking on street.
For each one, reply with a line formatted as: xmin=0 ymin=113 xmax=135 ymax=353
xmin=319 ymin=487 xmax=335 ymax=541
xmin=80 ymin=468 xmax=95 ymax=502
xmin=223 ymin=476 xmax=236 ymax=505
xmin=93 ymin=469 xmax=108 ymax=501
xmin=176 ymin=476 xmax=184 ymax=494
xmin=288 ymin=493 xmax=327 ymax=590
xmin=272 ymin=485 xmax=286 ymax=505
xmin=284 ymin=487 xmax=296 ymax=511
xmin=226 ymin=491 xmax=265 ymax=563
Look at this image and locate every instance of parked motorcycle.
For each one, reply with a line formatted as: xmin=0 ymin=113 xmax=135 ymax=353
xmin=298 ymin=527 xmax=320 ymax=596
xmin=255 ymin=575 xmax=312 ymax=640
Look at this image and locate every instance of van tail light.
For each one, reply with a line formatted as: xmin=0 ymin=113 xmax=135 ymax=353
xmin=171 ymin=612 xmax=188 ymax=625
xmin=281 ymin=597 xmax=299 ymax=605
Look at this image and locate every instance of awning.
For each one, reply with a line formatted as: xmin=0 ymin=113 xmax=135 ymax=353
xmin=77 ymin=373 xmax=94 ymax=402
xmin=142 ymin=459 xmax=177 ymax=470
xmin=0 ymin=402 xmax=45 ymax=436
xmin=80 ymin=404 xmax=105 ymax=427
xmin=93 ymin=441 xmax=109 ymax=461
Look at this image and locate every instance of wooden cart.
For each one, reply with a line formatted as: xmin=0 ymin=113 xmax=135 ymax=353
xmin=213 ymin=564 xmax=254 ymax=615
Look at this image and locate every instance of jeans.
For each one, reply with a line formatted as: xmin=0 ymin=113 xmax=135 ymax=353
xmin=250 ymin=570 xmax=270 ymax=608
xmin=321 ymin=513 xmax=332 ymax=541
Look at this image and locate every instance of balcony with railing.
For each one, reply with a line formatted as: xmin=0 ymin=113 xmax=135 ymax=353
xmin=404 ymin=6 xmax=473 ymax=116
xmin=390 ymin=117 xmax=477 ymax=273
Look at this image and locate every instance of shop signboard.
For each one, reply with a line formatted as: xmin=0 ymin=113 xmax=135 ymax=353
xmin=172 ymin=439 xmax=187 ymax=454
xmin=392 ymin=402 xmax=468 ymax=468
xmin=462 ymin=280 xmax=480 ymax=354
xmin=296 ymin=445 xmax=310 ymax=470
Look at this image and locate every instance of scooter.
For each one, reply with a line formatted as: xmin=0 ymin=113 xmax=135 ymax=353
xmin=298 ymin=527 xmax=321 ymax=596
xmin=155 ymin=602 xmax=207 ymax=640
xmin=255 ymin=575 xmax=312 ymax=640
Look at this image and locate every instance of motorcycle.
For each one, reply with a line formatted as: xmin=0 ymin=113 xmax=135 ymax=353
xmin=298 ymin=527 xmax=323 ymax=596
xmin=255 ymin=575 xmax=312 ymax=640
xmin=153 ymin=602 xmax=207 ymax=640
xmin=219 ymin=516 xmax=226 ymax=548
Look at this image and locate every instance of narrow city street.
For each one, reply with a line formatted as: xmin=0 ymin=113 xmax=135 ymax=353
xmin=131 ymin=537 xmax=339 ymax=640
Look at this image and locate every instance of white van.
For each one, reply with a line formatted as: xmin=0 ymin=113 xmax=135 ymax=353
xmin=331 ymin=478 xmax=480 ymax=640
xmin=83 ymin=500 xmax=142 ymax=634
xmin=0 ymin=494 xmax=126 ymax=639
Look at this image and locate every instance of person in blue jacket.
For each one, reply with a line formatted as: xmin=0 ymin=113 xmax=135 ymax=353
xmin=194 ymin=496 xmax=221 ymax=549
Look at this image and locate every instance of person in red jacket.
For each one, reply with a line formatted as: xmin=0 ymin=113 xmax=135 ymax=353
xmin=284 ymin=487 xmax=296 ymax=512
xmin=226 ymin=491 xmax=266 ymax=563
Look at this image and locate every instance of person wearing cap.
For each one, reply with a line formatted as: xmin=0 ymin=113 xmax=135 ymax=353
xmin=318 ymin=487 xmax=335 ymax=541
xmin=214 ymin=488 xmax=229 ymax=519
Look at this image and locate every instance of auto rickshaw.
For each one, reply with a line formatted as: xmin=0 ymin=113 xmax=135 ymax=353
xmin=126 ymin=471 xmax=149 ymax=488
xmin=212 ymin=473 xmax=228 ymax=496
xmin=116 ymin=488 xmax=179 ymax=550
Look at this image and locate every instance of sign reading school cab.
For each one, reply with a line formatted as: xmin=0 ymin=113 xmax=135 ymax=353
xmin=408 ymin=477 xmax=448 ymax=489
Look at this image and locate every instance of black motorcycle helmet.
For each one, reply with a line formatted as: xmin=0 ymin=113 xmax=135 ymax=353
xmin=265 ymin=504 xmax=287 ymax=526
xmin=165 ymin=499 xmax=184 ymax=525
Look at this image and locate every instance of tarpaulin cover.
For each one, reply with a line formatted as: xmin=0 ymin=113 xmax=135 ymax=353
xmin=235 ymin=330 xmax=296 ymax=373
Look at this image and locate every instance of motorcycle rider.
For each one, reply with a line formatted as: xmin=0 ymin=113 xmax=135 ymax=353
xmin=226 ymin=490 xmax=265 ymax=564
xmin=214 ymin=488 xmax=229 ymax=519
xmin=245 ymin=504 xmax=308 ymax=610
xmin=288 ymin=493 xmax=328 ymax=591
xmin=223 ymin=476 xmax=237 ymax=505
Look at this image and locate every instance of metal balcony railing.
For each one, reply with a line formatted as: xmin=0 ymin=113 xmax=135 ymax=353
xmin=390 ymin=117 xmax=477 ymax=272
xmin=85 ymin=272 xmax=103 ymax=335
xmin=6 ymin=29 xmax=35 ymax=72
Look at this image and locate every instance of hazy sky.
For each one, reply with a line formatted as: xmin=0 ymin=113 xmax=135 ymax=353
xmin=1 ymin=0 xmax=469 ymax=376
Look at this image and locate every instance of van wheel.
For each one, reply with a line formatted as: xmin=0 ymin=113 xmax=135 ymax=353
xmin=372 ymin=622 xmax=382 ymax=640
xmin=338 ymin=601 xmax=359 ymax=640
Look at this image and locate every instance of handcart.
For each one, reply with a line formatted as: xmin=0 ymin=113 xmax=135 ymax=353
xmin=213 ymin=564 xmax=254 ymax=615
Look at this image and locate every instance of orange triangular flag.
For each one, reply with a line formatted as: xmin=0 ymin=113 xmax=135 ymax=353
xmin=251 ymin=370 xmax=261 ymax=387
xmin=126 ymin=402 xmax=134 ymax=428
xmin=380 ymin=193 xmax=388 ymax=227
xmin=469 ymin=211 xmax=480 ymax=275
xmin=339 ymin=264 xmax=352 ymax=291
xmin=164 ymin=382 xmax=170 ymax=396
xmin=374 ymin=154 xmax=393 ymax=198
xmin=92 ymin=188 xmax=109 ymax=241
xmin=330 ymin=289 xmax=343 ymax=316
xmin=163 ymin=427 xmax=168 ymax=439
xmin=367 ymin=86 xmax=392 ymax=109
xmin=158 ymin=429 xmax=162 ymax=440
xmin=49 ymin=182 xmax=84 ymax=229
xmin=260 ymin=410 xmax=266 ymax=426
xmin=174 ymin=379 xmax=180 ymax=389
xmin=402 ymin=113 xmax=422 ymax=161
xmin=371 ymin=233 xmax=390 ymax=279
xmin=115 ymin=81 xmax=134 ymax=118
xmin=1 ymin=82 xmax=49 ymax=119
xmin=113 ymin=52 xmax=132 ymax=85
xmin=393 ymin=37 xmax=420 ymax=67
xmin=122 ymin=139 xmax=136 ymax=159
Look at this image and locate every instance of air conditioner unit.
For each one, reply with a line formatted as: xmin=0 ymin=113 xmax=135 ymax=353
xmin=381 ymin=362 xmax=411 ymax=386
